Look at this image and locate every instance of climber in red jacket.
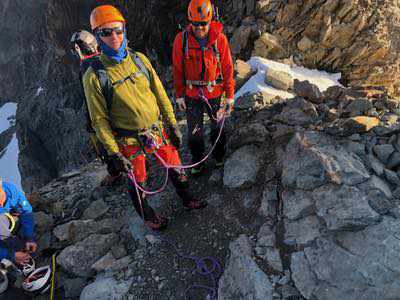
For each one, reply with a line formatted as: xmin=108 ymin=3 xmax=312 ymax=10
xmin=172 ymin=0 xmax=235 ymax=175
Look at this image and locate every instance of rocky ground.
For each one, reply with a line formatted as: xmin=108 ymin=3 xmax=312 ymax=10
xmin=21 ymin=60 xmax=400 ymax=300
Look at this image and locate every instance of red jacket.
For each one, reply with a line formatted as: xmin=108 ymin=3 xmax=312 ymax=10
xmin=172 ymin=21 xmax=234 ymax=100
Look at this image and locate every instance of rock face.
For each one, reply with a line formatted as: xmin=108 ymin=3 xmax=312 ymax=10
xmin=255 ymin=1 xmax=400 ymax=96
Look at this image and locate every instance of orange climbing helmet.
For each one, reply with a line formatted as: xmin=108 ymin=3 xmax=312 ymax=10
xmin=90 ymin=5 xmax=125 ymax=30
xmin=188 ymin=0 xmax=213 ymax=23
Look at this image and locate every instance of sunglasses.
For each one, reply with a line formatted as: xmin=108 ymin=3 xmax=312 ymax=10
xmin=97 ymin=27 xmax=124 ymax=37
xmin=191 ymin=21 xmax=209 ymax=27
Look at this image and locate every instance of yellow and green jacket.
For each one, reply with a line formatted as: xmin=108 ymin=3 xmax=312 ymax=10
xmin=82 ymin=52 xmax=177 ymax=155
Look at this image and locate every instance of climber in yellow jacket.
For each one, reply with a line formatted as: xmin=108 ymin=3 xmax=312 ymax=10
xmin=83 ymin=5 xmax=207 ymax=230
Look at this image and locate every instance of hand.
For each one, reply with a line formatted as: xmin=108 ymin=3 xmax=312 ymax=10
xmin=25 ymin=241 xmax=37 ymax=253
xmin=168 ymin=124 xmax=183 ymax=149
xmin=217 ymin=98 xmax=234 ymax=120
xmin=111 ymin=152 xmax=132 ymax=173
xmin=15 ymin=251 xmax=30 ymax=266
xmin=176 ymin=98 xmax=186 ymax=111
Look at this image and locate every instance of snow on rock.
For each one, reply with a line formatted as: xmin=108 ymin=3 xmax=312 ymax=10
xmin=235 ymin=56 xmax=342 ymax=100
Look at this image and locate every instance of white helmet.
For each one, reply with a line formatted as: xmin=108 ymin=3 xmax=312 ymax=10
xmin=22 ymin=256 xmax=35 ymax=277
xmin=0 ymin=269 xmax=8 ymax=294
xmin=22 ymin=265 xmax=52 ymax=294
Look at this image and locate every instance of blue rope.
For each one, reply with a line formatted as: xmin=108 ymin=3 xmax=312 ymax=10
xmin=153 ymin=232 xmax=223 ymax=300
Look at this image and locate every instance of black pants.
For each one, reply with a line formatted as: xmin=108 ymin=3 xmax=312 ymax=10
xmin=185 ymin=96 xmax=226 ymax=163
xmin=127 ymin=169 xmax=191 ymax=220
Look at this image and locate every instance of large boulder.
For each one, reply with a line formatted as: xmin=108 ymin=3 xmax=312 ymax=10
xmin=80 ymin=276 xmax=132 ymax=300
xmin=57 ymin=233 xmax=118 ymax=277
xmin=282 ymin=131 xmax=370 ymax=190
xmin=218 ymin=235 xmax=274 ymax=300
xmin=274 ymin=97 xmax=318 ymax=126
xmin=313 ymin=184 xmax=380 ymax=231
xmin=223 ymin=145 xmax=264 ymax=189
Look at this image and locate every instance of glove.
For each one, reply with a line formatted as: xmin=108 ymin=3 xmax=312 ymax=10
xmin=176 ymin=97 xmax=186 ymax=111
xmin=110 ymin=152 xmax=132 ymax=173
xmin=225 ymin=98 xmax=235 ymax=116
xmin=217 ymin=98 xmax=235 ymax=120
xmin=168 ymin=124 xmax=183 ymax=149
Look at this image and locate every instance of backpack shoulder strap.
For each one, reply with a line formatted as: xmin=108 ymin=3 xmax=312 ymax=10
xmin=212 ymin=36 xmax=223 ymax=81
xmin=129 ymin=51 xmax=150 ymax=83
xmin=90 ymin=58 xmax=113 ymax=112
xmin=182 ymin=30 xmax=189 ymax=86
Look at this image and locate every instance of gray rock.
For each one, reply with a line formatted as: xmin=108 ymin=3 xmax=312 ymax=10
xmin=373 ymin=144 xmax=395 ymax=164
xmin=33 ymin=211 xmax=54 ymax=235
xmin=277 ymin=284 xmax=301 ymax=299
xmin=218 ymin=235 xmax=274 ymax=300
xmin=82 ymin=199 xmax=109 ymax=220
xmin=107 ymin=256 xmax=132 ymax=272
xmin=283 ymin=190 xmax=314 ymax=220
xmin=236 ymin=91 xmax=278 ymax=111
xmin=341 ymin=141 xmax=366 ymax=157
xmin=223 ymin=145 xmax=264 ymax=189
xmin=91 ymin=252 xmax=116 ymax=273
xmin=282 ymin=131 xmax=370 ymax=190
xmin=64 ymin=278 xmax=87 ymax=299
xmin=274 ymin=97 xmax=318 ymax=126
xmin=80 ymin=276 xmax=132 ymax=300
xmin=386 ymin=151 xmax=400 ymax=169
xmin=313 ymin=185 xmax=380 ymax=231
xmin=293 ymin=79 xmax=324 ymax=104
xmin=259 ymin=182 xmax=278 ymax=218
xmin=53 ymin=218 xmax=122 ymax=243
xmin=284 ymin=216 xmax=320 ymax=245
xmin=366 ymin=189 xmax=394 ymax=215
xmin=111 ymin=245 xmax=127 ymax=259
xmin=234 ymin=59 xmax=255 ymax=90
xmin=228 ymin=122 xmax=269 ymax=150
xmin=57 ymin=233 xmax=118 ymax=277
xmin=265 ymin=68 xmax=293 ymax=91
xmin=384 ymin=168 xmax=400 ymax=186
xmin=264 ymin=247 xmax=283 ymax=272
xmin=363 ymin=175 xmax=393 ymax=199
xmin=344 ymin=98 xmax=373 ymax=116
xmin=257 ymin=223 xmax=275 ymax=248
xmin=367 ymin=153 xmax=385 ymax=176
xmin=291 ymin=251 xmax=318 ymax=299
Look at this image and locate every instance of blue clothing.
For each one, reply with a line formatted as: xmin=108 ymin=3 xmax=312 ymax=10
xmin=196 ymin=36 xmax=209 ymax=49
xmin=97 ymin=32 xmax=128 ymax=63
xmin=0 ymin=182 xmax=35 ymax=261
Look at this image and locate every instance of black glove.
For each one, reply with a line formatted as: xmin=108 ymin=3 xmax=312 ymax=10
xmin=168 ymin=124 xmax=183 ymax=149
xmin=110 ymin=152 xmax=132 ymax=173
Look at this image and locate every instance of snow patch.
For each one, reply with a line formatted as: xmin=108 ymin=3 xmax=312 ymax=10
xmin=0 ymin=102 xmax=17 ymax=134
xmin=0 ymin=102 xmax=22 ymax=189
xmin=235 ymin=56 xmax=342 ymax=100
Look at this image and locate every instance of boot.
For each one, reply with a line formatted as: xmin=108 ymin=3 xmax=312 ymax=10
xmin=144 ymin=214 xmax=169 ymax=231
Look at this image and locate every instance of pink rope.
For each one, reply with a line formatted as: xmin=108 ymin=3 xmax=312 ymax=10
xmin=128 ymin=115 xmax=226 ymax=195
